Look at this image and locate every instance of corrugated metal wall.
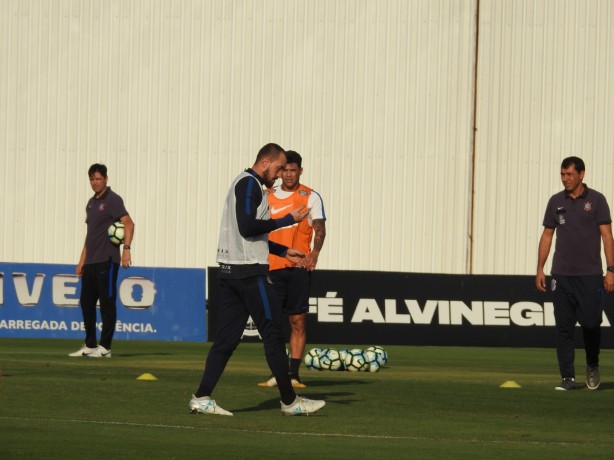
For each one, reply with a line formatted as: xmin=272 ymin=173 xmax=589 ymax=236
xmin=1 ymin=0 xmax=612 ymax=275
xmin=474 ymin=0 xmax=614 ymax=274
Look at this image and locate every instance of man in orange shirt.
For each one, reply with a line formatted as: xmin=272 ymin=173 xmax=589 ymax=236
xmin=258 ymin=151 xmax=327 ymax=388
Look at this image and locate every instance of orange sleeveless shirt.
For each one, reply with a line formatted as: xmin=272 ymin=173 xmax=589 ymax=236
xmin=267 ymin=184 xmax=314 ymax=271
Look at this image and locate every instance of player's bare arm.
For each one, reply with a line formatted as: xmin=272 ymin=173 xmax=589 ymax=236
xmin=76 ymin=244 xmax=87 ymax=276
xmin=305 ymin=219 xmax=326 ymax=271
xmin=536 ymin=227 xmax=554 ymax=292
xmin=120 ymin=214 xmax=135 ymax=268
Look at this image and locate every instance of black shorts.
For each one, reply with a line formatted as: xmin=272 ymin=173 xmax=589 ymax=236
xmin=270 ymin=267 xmax=311 ymax=316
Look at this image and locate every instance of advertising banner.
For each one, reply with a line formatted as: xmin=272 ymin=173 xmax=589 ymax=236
xmin=207 ymin=268 xmax=613 ymax=348
xmin=0 ymin=263 xmax=206 ymax=341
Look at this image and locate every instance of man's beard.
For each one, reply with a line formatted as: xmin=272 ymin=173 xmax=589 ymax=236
xmin=263 ymin=172 xmax=276 ymax=188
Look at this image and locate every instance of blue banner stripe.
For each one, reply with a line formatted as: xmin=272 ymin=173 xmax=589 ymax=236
xmin=0 ymin=263 xmax=206 ymax=341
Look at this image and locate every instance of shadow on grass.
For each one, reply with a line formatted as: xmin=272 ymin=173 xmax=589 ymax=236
xmin=298 ymin=378 xmax=374 ymax=388
xmin=594 ymin=381 xmax=614 ymax=391
xmin=233 ymin=391 xmax=362 ymax=413
xmin=114 ymin=353 xmax=175 ymax=358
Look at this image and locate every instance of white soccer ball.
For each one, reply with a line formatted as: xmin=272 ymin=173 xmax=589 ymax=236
xmin=107 ymin=221 xmax=125 ymax=245
xmin=364 ymin=350 xmax=382 ymax=372
xmin=344 ymin=349 xmax=368 ymax=372
xmin=366 ymin=345 xmax=388 ymax=366
xmin=304 ymin=348 xmax=322 ymax=370
xmin=319 ymin=348 xmax=343 ymax=371
xmin=338 ymin=349 xmax=349 ymax=368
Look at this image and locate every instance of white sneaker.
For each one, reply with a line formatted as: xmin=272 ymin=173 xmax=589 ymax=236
xmin=68 ymin=344 xmax=97 ymax=357
xmin=88 ymin=345 xmax=112 ymax=358
xmin=258 ymin=376 xmax=278 ymax=387
xmin=257 ymin=376 xmax=307 ymax=388
xmin=189 ymin=395 xmax=233 ymax=416
xmin=280 ymin=396 xmax=325 ymax=416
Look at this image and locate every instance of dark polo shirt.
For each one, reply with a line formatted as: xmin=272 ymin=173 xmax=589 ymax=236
xmin=85 ymin=187 xmax=128 ymax=265
xmin=543 ymin=185 xmax=611 ymax=276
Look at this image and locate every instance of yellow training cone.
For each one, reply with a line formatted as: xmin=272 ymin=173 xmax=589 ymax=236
xmin=137 ymin=373 xmax=158 ymax=381
xmin=499 ymin=380 xmax=521 ymax=388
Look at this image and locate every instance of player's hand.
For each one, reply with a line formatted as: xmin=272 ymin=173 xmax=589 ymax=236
xmin=285 ymin=248 xmax=305 ymax=266
xmin=289 ymin=206 xmax=310 ymax=223
xmin=604 ymin=272 xmax=614 ymax=293
xmin=121 ymin=250 xmax=132 ymax=268
xmin=304 ymin=251 xmax=319 ymax=271
xmin=535 ymin=271 xmax=547 ymax=292
xmin=76 ymin=263 xmax=84 ymax=276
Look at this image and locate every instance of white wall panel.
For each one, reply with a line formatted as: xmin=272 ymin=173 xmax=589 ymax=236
xmin=473 ymin=0 xmax=614 ymax=275
xmin=0 ymin=0 xmax=477 ymax=273
xmin=3 ymin=0 xmax=611 ymax=276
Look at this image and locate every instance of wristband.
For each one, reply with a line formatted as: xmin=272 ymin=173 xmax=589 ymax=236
xmin=123 ymin=245 xmax=131 ymax=250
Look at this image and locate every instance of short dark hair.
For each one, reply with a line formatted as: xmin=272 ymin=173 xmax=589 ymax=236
xmin=255 ymin=143 xmax=285 ymax=163
xmin=285 ymin=150 xmax=302 ymax=168
xmin=561 ymin=156 xmax=585 ymax=173
xmin=88 ymin=163 xmax=108 ymax=177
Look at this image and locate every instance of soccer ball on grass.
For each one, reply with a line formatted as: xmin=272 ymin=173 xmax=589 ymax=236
xmin=366 ymin=345 xmax=388 ymax=366
xmin=364 ymin=350 xmax=382 ymax=372
xmin=319 ymin=348 xmax=343 ymax=371
xmin=304 ymin=348 xmax=322 ymax=370
xmin=344 ymin=349 xmax=369 ymax=372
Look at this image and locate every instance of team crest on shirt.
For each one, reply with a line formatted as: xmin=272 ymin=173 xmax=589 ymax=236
xmin=299 ymin=190 xmax=309 ymax=196
xmin=584 ymin=201 xmax=592 ymax=212
xmin=99 ymin=203 xmax=107 ymax=211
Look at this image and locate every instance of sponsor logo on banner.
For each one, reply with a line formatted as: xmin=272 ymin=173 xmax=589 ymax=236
xmin=204 ymin=268 xmax=614 ymax=347
xmin=308 ymin=292 xmax=610 ymax=327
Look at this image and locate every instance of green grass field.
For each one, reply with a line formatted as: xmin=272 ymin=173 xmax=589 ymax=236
xmin=1 ymin=339 xmax=613 ymax=459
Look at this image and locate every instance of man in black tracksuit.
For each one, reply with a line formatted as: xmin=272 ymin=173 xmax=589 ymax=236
xmin=188 ymin=143 xmax=326 ymax=416
xmin=536 ymin=156 xmax=614 ymax=391
xmin=69 ymin=163 xmax=135 ymax=359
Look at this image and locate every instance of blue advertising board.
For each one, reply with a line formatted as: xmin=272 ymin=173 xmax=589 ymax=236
xmin=0 ymin=263 xmax=206 ymax=341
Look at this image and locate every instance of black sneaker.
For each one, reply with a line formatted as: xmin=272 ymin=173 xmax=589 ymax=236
xmin=555 ymin=377 xmax=577 ymax=391
xmin=586 ymin=366 xmax=600 ymax=390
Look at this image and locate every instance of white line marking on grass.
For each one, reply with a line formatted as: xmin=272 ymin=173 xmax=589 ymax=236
xmin=0 ymin=416 xmax=606 ymax=447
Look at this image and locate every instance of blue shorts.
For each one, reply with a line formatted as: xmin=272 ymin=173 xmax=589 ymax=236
xmin=270 ymin=267 xmax=311 ymax=316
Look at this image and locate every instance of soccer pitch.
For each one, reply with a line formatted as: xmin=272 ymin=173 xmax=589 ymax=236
xmin=1 ymin=339 xmax=613 ymax=459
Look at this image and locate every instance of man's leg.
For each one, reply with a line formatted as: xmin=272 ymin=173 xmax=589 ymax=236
xmin=575 ymin=275 xmax=604 ymax=368
xmin=79 ymin=264 xmax=100 ymax=348
xmin=247 ymin=276 xmax=296 ymax=405
xmin=195 ymin=278 xmax=249 ymax=397
xmin=552 ymin=276 xmax=577 ymax=379
xmin=288 ymin=313 xmax=306 ymax=378
xmin=285 ymin=268 xmax=311 ymax=380
xmin=97 ymin=261 xmax=119 ymax=350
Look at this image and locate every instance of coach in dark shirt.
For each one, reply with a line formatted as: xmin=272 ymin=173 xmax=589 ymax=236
xmin=69 ymin=163 xmax=134 ymax=359
xmin=536 ymin=156 xmax=614 ymax=391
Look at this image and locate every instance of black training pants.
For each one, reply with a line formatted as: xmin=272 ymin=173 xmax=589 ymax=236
xmin=79 ymin=260 xmax=119 ymax=350
xmin=196 ymin=275 xmax=295 ymax=403
xmin=551 ymin=274 xmax=604 ymax=378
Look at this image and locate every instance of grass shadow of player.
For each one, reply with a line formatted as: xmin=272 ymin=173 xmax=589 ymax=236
xmin=115 ymin=352 xmax=174 ymax=358
xmin=591 ymin=381 xmax=614 ymax=391
xmin=299 ymin=378 xmax=374 ymax=388
xmin=233 ymin=391 xmax=361 ymax=414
